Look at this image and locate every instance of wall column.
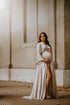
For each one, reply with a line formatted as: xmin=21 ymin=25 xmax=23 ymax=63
xmin=56 ymin=0 xmax=70 ymax=87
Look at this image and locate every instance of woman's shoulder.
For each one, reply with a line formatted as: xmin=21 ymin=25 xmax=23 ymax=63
xmin=37 ymin=42 xmax=43 ymax=49
xmin=37 ymin=42 xmax=42 ymax=46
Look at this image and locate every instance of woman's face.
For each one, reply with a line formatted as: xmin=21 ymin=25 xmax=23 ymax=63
xmin=40 ymin=33 xmax=46 ymax=42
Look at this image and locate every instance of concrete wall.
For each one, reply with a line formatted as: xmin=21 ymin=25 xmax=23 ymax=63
xmin=64 ymin=0 xmax=70 ymax=69
xmin=0 ymin=0 xmax=10 ymax=68
xmin=56 ymin=0 xmax=70 ymax=86
xmin=0 ymin=0 xmax=55 ymax=68
xmin=56 ymin=0 xmax=65 ymax=69
xmin=12 ymin=0 xmax=37 ymax=68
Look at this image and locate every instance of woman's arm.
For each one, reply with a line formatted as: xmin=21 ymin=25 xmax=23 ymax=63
xmin=36 ymin=43 xmax=45 ymax=65
xmin=36 ymin=43 xmax=52 ymax=65
xmin=43 ymin=59 xmax=51 ymax=64
xmin=44 ymin=46 xmax=52 ymax=64
xmin=47 ymin=49 xmax=52 ymax=54
xmin=36 ymin=43 xmax=44 ymax=61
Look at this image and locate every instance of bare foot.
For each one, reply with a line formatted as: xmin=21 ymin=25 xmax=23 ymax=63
xmin=46 ymin=95 xmax=52 ymax=99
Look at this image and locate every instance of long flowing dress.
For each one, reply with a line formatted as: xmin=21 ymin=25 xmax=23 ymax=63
xmin=22 ymin=42 xmax=58 ymax=100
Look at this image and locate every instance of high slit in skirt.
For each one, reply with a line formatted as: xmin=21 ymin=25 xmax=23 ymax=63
xmin=22 ymin=61 xmax=58 ymax=100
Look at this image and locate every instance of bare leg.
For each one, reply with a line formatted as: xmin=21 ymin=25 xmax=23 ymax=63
xmin=45 ymin=64 xmax=52 ymax=97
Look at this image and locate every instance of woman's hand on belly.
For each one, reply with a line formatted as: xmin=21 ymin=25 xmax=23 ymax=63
xmin=47 ymin=49 xmax=52 ymax=54
xmin=43 ymin=59 xmax=51 ymax=64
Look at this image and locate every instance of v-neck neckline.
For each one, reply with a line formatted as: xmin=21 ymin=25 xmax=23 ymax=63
xmin=41 ymin=42 xmax=47 ymax=47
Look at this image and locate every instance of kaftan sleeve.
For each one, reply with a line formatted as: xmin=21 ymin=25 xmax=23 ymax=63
xmin=47 ymin=45 xmax=52 ymax=50
xmin=36 ymin=43 xmax=45 ymax=65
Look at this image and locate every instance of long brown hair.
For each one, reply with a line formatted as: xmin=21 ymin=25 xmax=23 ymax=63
xmin=38 ymin=32 xmax=52 ymax=49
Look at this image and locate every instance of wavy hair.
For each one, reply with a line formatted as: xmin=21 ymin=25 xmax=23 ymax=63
xmin=38 ymin=32 xmax=52 ymax=49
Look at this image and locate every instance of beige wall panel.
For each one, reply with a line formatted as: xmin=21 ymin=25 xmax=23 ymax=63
xmin=0 ymin=0 xmax=10 ymax=67
xmin=38 ymin=0 xmax=49 ymax=35
xmin=12 ymin=0 xmax=37 ymax=68
xmin=64 ymin=0 xmax=70 ymax=69
xmin=56 ymin=0 xmax=65 ymax=69
xmin=26 ymin=0 xmax=37 ymax=43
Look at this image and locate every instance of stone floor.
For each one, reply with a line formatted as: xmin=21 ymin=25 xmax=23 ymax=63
xmin=0 ymin=80 xmax=70 ymax=105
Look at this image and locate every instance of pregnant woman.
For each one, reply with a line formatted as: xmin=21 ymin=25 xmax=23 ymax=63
xmin=22 ymin=32 xmax=58 ymax=100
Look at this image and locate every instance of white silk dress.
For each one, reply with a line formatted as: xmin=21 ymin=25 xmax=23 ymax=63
xmin=22 ymin=42 xmax=58 ymax=100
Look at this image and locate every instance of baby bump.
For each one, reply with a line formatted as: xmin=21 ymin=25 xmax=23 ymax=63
xmin=42 ymin=51 xmax=52 ymax=61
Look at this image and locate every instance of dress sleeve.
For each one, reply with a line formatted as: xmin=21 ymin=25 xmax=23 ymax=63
xmin=47 ymin=45 xmax=52 ymax=50
xmin=36 ymin=43 xmax=45 ymax=65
